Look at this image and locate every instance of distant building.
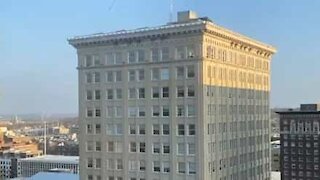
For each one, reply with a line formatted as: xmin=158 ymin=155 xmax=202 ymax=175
xmin=277 ymin=104 xmax=320 ymax=180
xmin=271 ymin=140 xmax=280 ymax=171
xmin=18 ymin=155 xmax=79 ymax=177
xmin=69 ymin=10 xmax=276 ymax=180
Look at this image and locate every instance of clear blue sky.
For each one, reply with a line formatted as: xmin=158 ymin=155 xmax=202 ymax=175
xmin=1 ymin=0 xmax=320 ymax=115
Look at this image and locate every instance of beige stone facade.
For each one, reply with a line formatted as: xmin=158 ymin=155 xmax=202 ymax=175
xmin=69 ymin=11 xmax=276 ymax=180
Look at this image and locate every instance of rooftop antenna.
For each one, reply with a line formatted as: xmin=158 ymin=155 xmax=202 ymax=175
xmin=42 ymin=113 xmax=47 ymax=156
xmin=170 ymin=0 xmax=174 ymax=22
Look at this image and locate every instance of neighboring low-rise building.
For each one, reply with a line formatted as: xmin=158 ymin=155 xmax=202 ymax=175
xmin=277 ymin=104 xmax=320 ymax=180
xmin=18 ymin=155 xmax=79 ymax=177
xmin=271 ymin=140 xmax=280 ymax=171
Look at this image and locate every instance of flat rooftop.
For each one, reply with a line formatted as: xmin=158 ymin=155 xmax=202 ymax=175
xmin=19 ymin=155 xmax=79 ymax=164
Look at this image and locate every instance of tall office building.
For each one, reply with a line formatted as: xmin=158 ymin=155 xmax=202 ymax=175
xmin=277 ymin=104 xmax=320 ymax=180
xmin=69 ymin=11 xmax=276 ymax=180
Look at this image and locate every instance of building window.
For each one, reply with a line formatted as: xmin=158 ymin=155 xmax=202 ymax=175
xmin=151 ymin=48 xmax=160 ymax=62
xmin=140 ymin=142 xmax=146 ymax=153
xmin=95 ymin=158 xmax=101 ymax=169
xmin=88 ymin=175 xmax=93 ymax=180
xmin=115 ymin=71 xmax=122 ymax=82
xmin=177 ymin=143 xmax=185 ymax=155
xmin=106 ymin=53 xmax=114 ymax=65
xmin=177 ymin=105 xmax=185 ymax=117
xmin=176 ymin=46 xmax=185 ymax=59
xmin=94 ymin=72 xmax=100 ymax=83
xmin=152 ymin=106 xmax=160 ymax=117
xmin=85 ymin=55 xmax=93 ymax=67
xmin=153 ymin=143 xmax=161 ymax=154
xmin=95 ymin=109 xmax=101 ymax=117
xmin=117 ymin=159 xmax=123 ymax=170
xmin=107 ymin=142 xmax=114 ymax=152
xmin=163 ymin=144 xmax=170 ymax=154
xmin=138 ymin=69 xmax=145 ymax=81
xmin=153 ymin=161 xmax=161 ymax=172
xmin=160 ymin=68 xmax=169 ymax=80
xmin=139 ymin=124 xmax=146 ymax=135
xmin=87 ymin=124 xmax=93 ymax=134
xmin=86 ymin=90 xmax=93 ymax=100
xmin=106 ymin=72 xmax=113 ymax=82
xmin=94 ymin=90 xmax=100 ymax=100
xmin=87 ymin=109 xmax=93 ymax=117
xmin=187 ymin=45 xmax=195 ymax=58
xmin=116 ymin=89 xmax=122 ymax=99
xmin=188 ymin=125 xmax=195 ymax=135
xmin=163 ymin=124 xmax=170 ymax=135
xmin=128 ymin=107 xmax=137 ymax=117
xmin=96 ymin=141 xmax=101 ymax=151
xmin=187 ymin=105 xmax=195 ymax=117
xmin=87 ymin=158 xmax=93 ymax=168
xmin=115 ymin=52 xmax=122 ymax=64
xmin=138 ymin=88 xmax=145 ymax=99
xmin=129 ymin=124 xmax=136 ymax=135
xmin=137 ymin=50 xmax=145 ymax=62
xmin=163 ymin=162 xmax=170 ymax=173
xmin=130 ymin=142 xmax=137 ymax=152
xmin=95 ymin=124 xmax=101 ymax=134
xmin=178 ymin=124 xmax=185 ymax=136
xmin=129 ymin=88 xmax=136 ymax=99
xmin=139 ymin=160 xmax=146 ymax=171
xmin=187 ymin=65 xmax=195 ymax=78
xmin=176 ymin=66 xmax=184 ymax=79
xmin=107 ymin=89 xmax=113 ymax=99
xmin=162 ymin=106 xmax=170 ymax=117
xmin=162 ymin=87 xmax=169 ymax=98
xmin=128 ymin=51 xmax=136 ymax=64
xmin=161 ymin=47 xmax=169 ymax=61
xmin=152 ymin=68 xmax=160 ymax=80
xmin=87 ymin=141 xmax=93 ymax=151
xmin=177 ymin=86 xmax=184 ymax=97
xmin=188 ymin=162 xmax=196 ymax=174
xmin=188 ymin=143 xmax=195 ymax=155
xmin=177 ymin=162 xmax=186 ymax=174
xmin=152 ymin=87 xmax=160 ymax=98
xmin=128 ymin=70 xmax=135 ymax=81
xmin=153 ymin=124 xmax=160 ymax=135
xmin=86 ymin=73 xmax=92 ymax=83
xmin=138 ymin=106 xmax=146 ymax=117
xmin=187 ymin=86 xmax=195 ymax=97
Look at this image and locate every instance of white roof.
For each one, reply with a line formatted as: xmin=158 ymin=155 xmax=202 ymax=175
xmin=19 ymin=155 xmax=79 ymax=164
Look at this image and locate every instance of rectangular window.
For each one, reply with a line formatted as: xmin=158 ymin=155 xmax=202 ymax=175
xmin=107 ymin=89 xmax=113 ymax=99
xmin=87 ymin=109 xmax=93 ymax=117
xmin=162 ymin=87 xmax=169 ymax=98
xmin=139 ymin=160 xmax=146 ymax=171
xmin=176 ymin=46 xmax=185 ymax=59
xmin=129 ymin=124 xmax=136 ymax=135
xmin=188 ymin=162 xmax=196 ymax=174
xmin=94 ymin=72 xmax=100 ymax=83
xmin=87 ymin=158 xmax=93 ymax=168
xmin=187 ymin=65 xmax=195 ymax=78
xmin=86 ymin=73 xmax=92 ymax=83
xmin=138 ymin=88 xmax=145 ymax=99
xmin=153 ymin=124 xmax=160 ymax=135
xmin=153 ymin=161 xmax=161 ymax=172
xmin=116 ymin=124 xmax=123 ymax=135
xmin=177 ymin=86 xmax=184 ymax=97
xmin=95 ymin=124 xmax=101 ymax=134
xmin=106 ymin=53 xmax=114 ymax=65
xmin=160 ymin=68 xmax=169 ymax=80
xmin=189 ymin=124 xmax=196 ymax=135
xmin=106 ymin=72 xmax=113 ymax=82
xmin=115 ymin=52 xmax=122 ymax=64
xmin=128 ymin=107 xmax=137 ymax=117
xmin=116 ymin=89 xmax=122 ymax=99
xmin=85 ymin=55 xmax=93 ymax=67
xmin=177 ymin=143 xmax=185 ymax=155
xmin=128 ymin=88 xmax=136 ymax=99
xmin=128 ymin=70 xmax=135 ymax=82
xmin=177 ymin=105 xmax=185 ymax=117
xmin=178 ymin=162 xmax=186 ymax=174
xmin=153 ymin=143 xmax=161 ymax=154
xmin=163 ymin=161 xmax=170 ymax=173
xmin=152 ymin=68 xmax=160 ymax=80
xmin=117 ymin=159 xmax=123 ymax=170
xmin=129 ymin=160 xmax=138 ymax=171
xmin=139 ymin=124 xmax=146 ymax=135
xmin=137 ymin=50 xmax=145 ymax=62
xmin=152 ymin=48 xmax=160 ymax=62
xmin=138 ymin=69 xmax=145 ymax=81
xmin=188 ymin=143 xmax=195 ymax=155
xmin=162 ymin=106 xmax=170 ymax=117
xmin=94 ymin=90 xmax=100 ymax=100
xmin=163 ymin=144 xmax=170 ymax=154
xmin=178 ymin=124 xmax=185 ymax=136
xmin=187 ymin=86 xmax=195 ymax=97
xmin=161 ymin=47 xmax=169 ymax=61
xmin=107 ymin=141 xmax=114 ymax=152
xmin=187 ymin=45 xmax=195 ymax=58
xmin=140 ymin=142 xmax=146 ymax=153
xmin=86 ymin=90 xmax=93 ymax=100
xmin=107 ymin=106 xmax=113 ymax=117
xmin=187 ymin=105 xmax=195 ymax=117
xmin=152 ymin=87 xmax=160 ymax=98
xmin=95 ymin=158 xmax=101 ymax=168
xmin=138 ymin=106 xmax=146 ymax=117
xmin=128 ymin=51 xmax=136 ymax=64
xmin=176 ymin=67 xmax=184 ymax=79
xmin=115 ymin=71 xmax=122 ymax=82
xmin=130 ymin=142 xmax=137 ymax=152
xmin=87 ymin=141 xmax=93 ymax=151
xmin=163 ymin=124 xmax=170 ymax=135
xmin=152 ymin=106 xmax=160 ymax=117
xmin=87 ymin=124 xmax=93 ymax=134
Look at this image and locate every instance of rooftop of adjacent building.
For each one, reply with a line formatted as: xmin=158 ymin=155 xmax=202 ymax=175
xmin=19 ymin=155 xmax=79 ymax=164
xmin=68 ymin=10 xmax=276 ymax=53
xmin=276 ymin=103 xmax=320 ymax=114
xmin=11 ymin=172 xmax=79 ymax=180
